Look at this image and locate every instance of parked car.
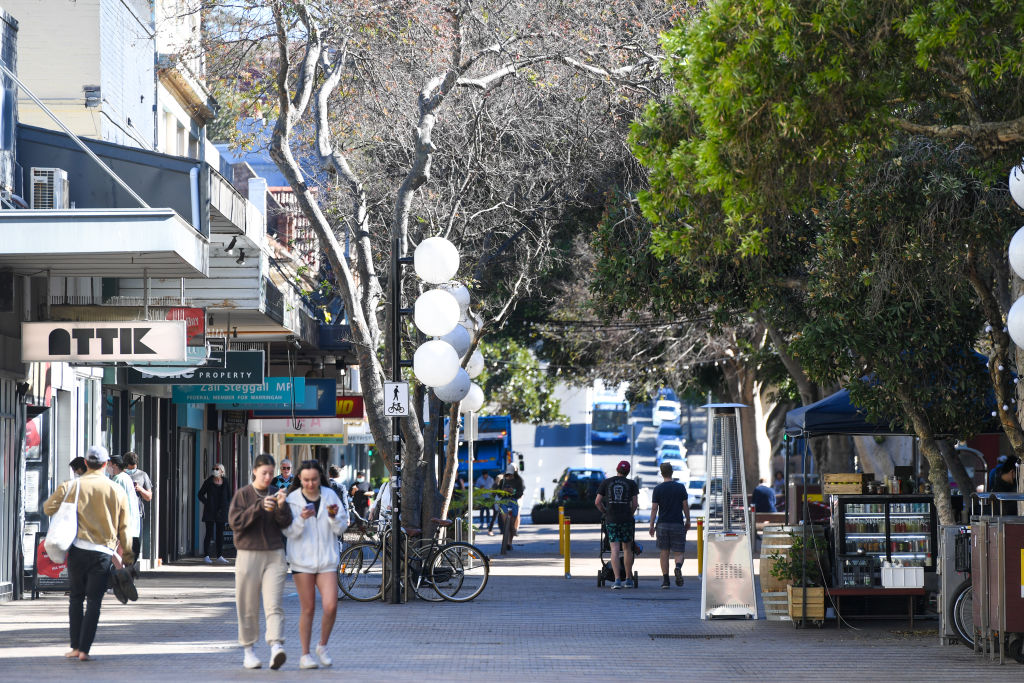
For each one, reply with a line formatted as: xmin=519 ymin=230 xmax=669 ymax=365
xmin=655 ymin=422 xmax=685 ymax=451
xmin=551 ymin=467 xmax=606 ymax=504
xmin=651 ymin=399 xmax=681 ymax=427
xmin=687 ymin=478 xmax=705 ymax=509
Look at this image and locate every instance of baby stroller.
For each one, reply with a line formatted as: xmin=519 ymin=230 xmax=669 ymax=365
xmin=596 ymin=519 xmax=642 ymax=588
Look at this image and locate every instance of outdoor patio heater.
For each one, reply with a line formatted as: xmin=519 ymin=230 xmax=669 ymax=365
xmin=700 ymin=403 xmax=758 ymax=620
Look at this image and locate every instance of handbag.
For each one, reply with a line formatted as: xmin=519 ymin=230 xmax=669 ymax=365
xmin=44 ymin=480 xmax=80 ymax=563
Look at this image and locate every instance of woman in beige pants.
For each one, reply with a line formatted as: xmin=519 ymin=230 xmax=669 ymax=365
xmin=228 ymin=453 xmax=294 ymax=670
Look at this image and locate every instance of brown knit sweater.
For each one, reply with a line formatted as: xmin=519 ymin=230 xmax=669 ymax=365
xmin=228 ymin=484 xmax=293 ymax=551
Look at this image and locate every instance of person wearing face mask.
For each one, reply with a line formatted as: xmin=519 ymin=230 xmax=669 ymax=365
xmin=228 ymin=453 xmax=293 ymax=670
xmin=350 ymin=470 xmax=371 ymax=520
xmin=199 ymin=463 xmax=234 ymax=565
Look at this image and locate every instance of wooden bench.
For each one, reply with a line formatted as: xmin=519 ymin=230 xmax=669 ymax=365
xmin=826 ymin=587 xmax=927 ymax=628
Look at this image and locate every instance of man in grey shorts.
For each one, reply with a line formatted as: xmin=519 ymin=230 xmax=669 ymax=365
xmin=649 ymin=462 xmax=690 ymax=589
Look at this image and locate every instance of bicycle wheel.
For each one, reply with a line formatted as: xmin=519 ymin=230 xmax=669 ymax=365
xmin=949 ymin=580 xmax=974 ymax=650
xmin=338 ymin=541 xmax=385 ymax=601
xmin=429 ymin=542 xmax=489 ymax=602
xmin=408 ymin=542 xmax=445 ymax=602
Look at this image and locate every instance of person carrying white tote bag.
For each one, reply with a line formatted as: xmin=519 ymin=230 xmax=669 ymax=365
xmin=44 ymin=479 xmax=80 ymax=563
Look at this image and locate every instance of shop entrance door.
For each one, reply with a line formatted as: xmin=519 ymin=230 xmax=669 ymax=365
xmin=176 ymin=431 xmax=195 ymax=557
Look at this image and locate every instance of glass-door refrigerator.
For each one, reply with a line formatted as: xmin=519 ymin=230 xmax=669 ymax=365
xmin=831 ymin=494 xmax=938 ymax=587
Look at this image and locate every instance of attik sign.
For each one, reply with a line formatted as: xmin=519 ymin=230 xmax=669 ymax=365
xmin=22 ymin=321 xmax=187 ymax=362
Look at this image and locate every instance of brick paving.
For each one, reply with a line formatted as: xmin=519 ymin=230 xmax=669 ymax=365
xmin=1 ymin=525 xmax=1019 ymax=681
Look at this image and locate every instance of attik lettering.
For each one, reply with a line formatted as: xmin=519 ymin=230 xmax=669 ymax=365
xmin=49 ymin=326 xmax=156 ymax=355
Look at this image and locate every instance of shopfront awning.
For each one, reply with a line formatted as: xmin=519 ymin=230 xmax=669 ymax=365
xmin=0 ymin=208 xmax=208 ymax=277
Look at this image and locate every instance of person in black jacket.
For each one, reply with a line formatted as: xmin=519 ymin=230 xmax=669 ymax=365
xmin=199 ymin=463 xmax=233 ymax=564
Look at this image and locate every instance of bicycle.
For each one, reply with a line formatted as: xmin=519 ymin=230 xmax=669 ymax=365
xmin=338 ymin=514 xmax=489 ymax=602
xmin=496 ymin=500 xmax=517 ymax=555
xmin=948 ymin=526 xmax=974 ymax=649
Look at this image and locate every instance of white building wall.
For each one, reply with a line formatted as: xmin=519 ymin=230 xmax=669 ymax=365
xmin=98 ymin=0 xmax=156 ymax=149
xmin=7 ymin=0 xmax=103 ymax=137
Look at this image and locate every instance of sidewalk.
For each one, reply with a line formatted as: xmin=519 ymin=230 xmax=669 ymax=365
xmin=0 ymin=525 xmax=1016 ymax=682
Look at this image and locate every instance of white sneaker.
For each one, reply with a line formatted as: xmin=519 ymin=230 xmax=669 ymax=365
xmin=203 ymin=555 xmax=212 ymax=564
xmin=315 ymin=644 xmax=332 ymax=667
xmin=216 ymin=556 xmax=230 ymax=565
xmin=269 ymin=642 xmax=286 ymax=670
xmin=242 ymin=648 xmax=262 ymax=669
xmin=299 ymin=654 xmax=319 ymax=669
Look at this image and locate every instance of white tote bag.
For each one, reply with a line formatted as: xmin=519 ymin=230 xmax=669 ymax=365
xmin=44 ymin=480 xmax=80 ymax=563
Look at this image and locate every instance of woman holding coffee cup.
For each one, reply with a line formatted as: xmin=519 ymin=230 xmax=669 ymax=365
xmin=283 ymin=460 xmax=350 ymax=669
xmin=227 ymin=453 xmax=293 ymax=670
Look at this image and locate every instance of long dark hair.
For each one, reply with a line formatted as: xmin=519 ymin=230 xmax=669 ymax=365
xmin=287 ymin=459 xmax=330 ymax=495
xmin=252 ymin=453 xmax=276 ymax=480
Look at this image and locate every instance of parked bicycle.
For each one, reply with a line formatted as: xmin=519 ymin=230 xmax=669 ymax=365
xmin=949 ymin=526 xmax=974 ymax=649
xmin=338 ymin=514 xmax=489 ymax=602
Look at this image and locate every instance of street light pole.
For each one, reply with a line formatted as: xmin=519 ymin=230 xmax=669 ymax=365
xmin=389 ymin=236 xmax=413 ymax=604
xmin=629 ymin=420 xmax=636 ymax=475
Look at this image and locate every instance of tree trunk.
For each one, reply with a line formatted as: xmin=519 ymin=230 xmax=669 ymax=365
xmin=896 ymin=387 xmax=954 ymax=525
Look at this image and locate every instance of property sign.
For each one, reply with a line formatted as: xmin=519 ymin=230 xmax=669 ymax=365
xmin=172 ymin=377 xmax=304 ymax=404
xmin=22 ymin=321 xmax=188 ymax=362
xmin=126 ymin=350 xmax=265 ymax=385
xmin=346 ymin=432 xmax=375 ymax=444
xmin=383 ymin=382 xmax=409 ymax=416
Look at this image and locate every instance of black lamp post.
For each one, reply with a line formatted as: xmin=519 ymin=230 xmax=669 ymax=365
xmin=389 ymin=236 xmax=413 ymax=604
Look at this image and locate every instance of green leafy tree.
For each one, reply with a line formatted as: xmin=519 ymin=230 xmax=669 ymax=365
xmin=475 ymin=339 xmax=565 ymax=424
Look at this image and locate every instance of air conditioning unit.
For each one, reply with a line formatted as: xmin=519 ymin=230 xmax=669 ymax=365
xmin=30 ymin=167 xmax=70 ymax=209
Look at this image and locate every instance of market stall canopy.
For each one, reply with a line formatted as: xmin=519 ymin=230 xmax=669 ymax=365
xmin=785 ymin=388 xmax=905 ymax=437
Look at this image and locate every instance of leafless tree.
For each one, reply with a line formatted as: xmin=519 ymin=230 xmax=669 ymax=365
xmin=204 ymin=0 xmax=685 ymax=528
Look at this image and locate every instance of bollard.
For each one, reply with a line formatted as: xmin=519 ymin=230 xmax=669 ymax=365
xmin=697 ymin=518 xmax=704 ymax=577
xmin=558 ymin=505 xmax=565 ymax=556
xmin=563 ymin=516 xmax=571 ymax=578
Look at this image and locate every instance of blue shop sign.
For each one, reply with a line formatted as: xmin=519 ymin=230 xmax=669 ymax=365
xmin=172 ymin=377 xmax=305 ymax=404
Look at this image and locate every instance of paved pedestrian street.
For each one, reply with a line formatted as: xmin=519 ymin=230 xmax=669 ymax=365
xmin=0 ymin=526 xmax=1017 ymax=682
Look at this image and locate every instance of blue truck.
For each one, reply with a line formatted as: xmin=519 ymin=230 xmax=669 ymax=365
xmin=450 ymin=414 xmax=513 ymax=478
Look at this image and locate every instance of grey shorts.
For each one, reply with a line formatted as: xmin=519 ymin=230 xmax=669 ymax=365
xmin=655 ymin=523 xmax=687 ymax=553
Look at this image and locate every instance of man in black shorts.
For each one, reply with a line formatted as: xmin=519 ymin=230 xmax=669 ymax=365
xmin=596 ymin=461 xmax=639 ymax=589
xmin=649 ymin=461 xmax=690 ymax=588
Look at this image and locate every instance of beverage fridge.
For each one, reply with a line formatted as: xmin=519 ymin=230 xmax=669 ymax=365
xmin=831 ymin=494 xmax=938 ymax=588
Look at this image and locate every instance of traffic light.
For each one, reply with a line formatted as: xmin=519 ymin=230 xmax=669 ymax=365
xmin=367 ymin=445 xmax=375 ymax=459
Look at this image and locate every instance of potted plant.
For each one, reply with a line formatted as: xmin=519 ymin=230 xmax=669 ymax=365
xmin=768 ymin=530 xmax=829 ymax=626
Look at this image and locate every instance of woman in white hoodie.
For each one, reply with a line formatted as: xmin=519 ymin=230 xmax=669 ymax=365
xmin=283 ymin=460 xmax=349 ymax=669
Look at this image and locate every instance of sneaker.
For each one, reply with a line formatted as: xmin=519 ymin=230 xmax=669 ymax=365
xmin=675 ymin=566 xmax=684 ymax=586
xmin=624 ymin=579 xmax=635 ymax=589
xmin=204 ymin=556 xmax=212 ymax=564
xmin=243 ymin=648 xmax=262 ymax=669
xmin=216 ymin=556 xmax=230 ymax=565
xmin=299 ymin=654 xmax=319 ymax=669
xmin=315 ymin=644 xmax=332 ymax=668
xmin=269 ymin=643 xmax=286 ymax=670
xmin=661 ymin=576 xmax=670 ymax=590
xmin=611 ymin=580 xmax=623 ymax=590
xmin=488 ymin=530 xmax=495 ymax=536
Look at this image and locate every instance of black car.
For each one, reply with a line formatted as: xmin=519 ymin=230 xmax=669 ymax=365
xmin=551 ymin=467 xmax=607 ymax=504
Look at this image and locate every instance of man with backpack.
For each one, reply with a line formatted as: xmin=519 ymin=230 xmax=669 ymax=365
xmin=595 ymin=461 xmax=639 ymax=589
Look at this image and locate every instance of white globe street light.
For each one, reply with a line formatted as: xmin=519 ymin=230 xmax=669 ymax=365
xmin=1009 ymin=226 xmax=1024 ymax=280
xmin=413 ymin=289 xmax=460 ymax=337
xmin=439 ymin=281 xmax=470 ymax=315
xmin=438 ymin=324 xmax=471 ymax=358
xmin=413 ymin=339 xmax=460 ymax=387
xmin=459 ymin=382 xmax=485 ymax=413
xmin=434 ymin=368 xmax=471 ymax=402
xmin=414 ymin=236 xmax=460 ymax=284
xmin=466 ymin=348 xmax=485 ymax=379
xmin=1010 ymin=164 xmax=1024 ymax=210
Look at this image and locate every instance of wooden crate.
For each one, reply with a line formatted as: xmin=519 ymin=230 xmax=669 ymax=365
xmin=787 ymin=585 xmax=826 ymax=620
xmin=822 ymin=473 xmax=865 ymax=495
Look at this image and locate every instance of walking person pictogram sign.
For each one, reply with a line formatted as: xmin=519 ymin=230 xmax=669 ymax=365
xmin=384 ymin=382 xmax=409 ymax=416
